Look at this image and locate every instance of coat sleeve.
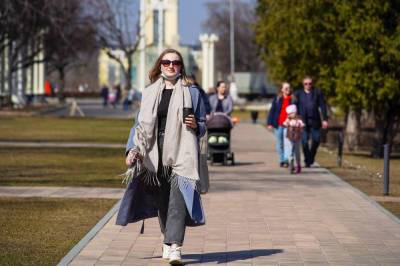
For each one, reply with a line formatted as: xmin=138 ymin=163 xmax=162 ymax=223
xmin=267 ymin=97 xmax=277 ymax=126
xmin=125 ymin=111 xmax=140 ymax=155
xmin=224 ymin=95 xmax=233 ymax=116
xmin=208 ymin=94 xmax=216 ymax=113
xmin=190 ymin=86 xmax=207 ymax=138
xmin=318 ymin=89 xmax=329 ymax=121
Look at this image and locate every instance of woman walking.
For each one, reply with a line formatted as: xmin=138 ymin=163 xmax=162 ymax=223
xmin=116 ymin=48 xmax=206 ymax=265
xmin=266 ymin=82 xmax=295 ymax=167
xmin=209 ymin=80 xmax=233 ymax=116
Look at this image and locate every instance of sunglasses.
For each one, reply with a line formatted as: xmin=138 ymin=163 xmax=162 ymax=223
xmin=161 ymin=60 xmax=182 ymax=67
xmin=303 ymin=82 xmax=312 ymax=85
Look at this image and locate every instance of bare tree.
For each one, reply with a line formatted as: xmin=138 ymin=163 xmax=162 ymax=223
xmin=91 ymin=0 xmax=141 ymax=91
xmin=1 ymin=0 xmax=98 ymax=106
xmin=0 ymin=0 xmax=52 ymax=106
xmin=203 ymin=0 xmax=264 ymax=79
xmin=44 ymin=0 xmax=98 ymax=103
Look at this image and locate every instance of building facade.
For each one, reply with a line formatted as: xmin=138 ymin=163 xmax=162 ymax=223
xmin=99 ymin=0 xmax=218 ymax=91
xmin=0 ymin=40 xmax=45 ymax=107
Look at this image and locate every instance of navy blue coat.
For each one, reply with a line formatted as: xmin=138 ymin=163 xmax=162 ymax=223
xmin=116 ymin=85 xmax=206 ymax=227
xmin=294 ymin=88 xmax=328 ymax=129
xmin=266 ymin=96 xmax=296 ymax=128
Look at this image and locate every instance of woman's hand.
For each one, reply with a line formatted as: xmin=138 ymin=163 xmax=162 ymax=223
xmin=185 ymin=114 xmax=197 ymax=129
xmin=125 ymin=149 xmax=142 ymax=166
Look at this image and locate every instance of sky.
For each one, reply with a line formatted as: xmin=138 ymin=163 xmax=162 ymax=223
xmin=179 ymin=0 xmax=255 ymax=46
xmin=179 ymin=0 xmax=211 ymax=46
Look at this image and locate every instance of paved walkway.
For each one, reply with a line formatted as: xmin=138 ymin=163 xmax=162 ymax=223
xmin=0 ymin=186 xmax=124 ymax=199
xmin=69 ymin=124 xmax=400 ymax=266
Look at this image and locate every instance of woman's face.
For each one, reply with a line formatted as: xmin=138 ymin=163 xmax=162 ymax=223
xmin=281 ymin=84 xmax=291 ymax=96
xmin=160 ymin=53 xmax=182 ymax=78
xmin=217 ymin=82 xmax=226 ymax=95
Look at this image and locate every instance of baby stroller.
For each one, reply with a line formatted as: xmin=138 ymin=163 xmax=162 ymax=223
xmin=206 ymin=113 xmax=235 ymax=165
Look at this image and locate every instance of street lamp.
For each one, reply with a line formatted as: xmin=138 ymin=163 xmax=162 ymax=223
xmin=229 ymin=0 xmax=235 ymax=82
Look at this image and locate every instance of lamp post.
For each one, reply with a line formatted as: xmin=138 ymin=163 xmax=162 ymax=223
xmin=229 ymin=0 xmax=235 ymax=82
xmin=139 ymin=0 xmax=146 ymax=91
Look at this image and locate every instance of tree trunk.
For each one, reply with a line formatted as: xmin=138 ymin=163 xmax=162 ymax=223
xmin=125 ymin=57 xmax=133 ymax=91
xmin=371 ymin=106 xmax=394 ymax=158
xmin=345 ymin=108 xmax=362 ymax=151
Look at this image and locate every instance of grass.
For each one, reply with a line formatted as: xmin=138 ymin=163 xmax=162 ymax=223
xmin=316 ymin=147 xmax=400 ymax=217
xmin=0 ymin=197 xmax=117 ymax=266
xmin=0 ymin=116 xmax=132 ymax=143
xmin=0 ymin=147 xmax=127 ymax=187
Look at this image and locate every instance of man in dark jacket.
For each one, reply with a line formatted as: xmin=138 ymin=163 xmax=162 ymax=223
xmin=294 ymin=76 xmax=328 ymax=167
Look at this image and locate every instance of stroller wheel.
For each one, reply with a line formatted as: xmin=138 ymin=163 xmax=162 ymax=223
xmin=231 ymin=153 xmax=235 ymax=165
xmin=223 ymin=154 xmax=228 ymax=166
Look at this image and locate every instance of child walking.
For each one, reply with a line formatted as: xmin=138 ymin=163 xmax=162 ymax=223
xmin=283 ymin=105 xmax=304 ymax=173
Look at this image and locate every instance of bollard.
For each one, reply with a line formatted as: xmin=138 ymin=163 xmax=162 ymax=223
xmin=250 ymin=111 xmax=259 ymax=124
xmin=383 ymin=143 xmax=390 ymax=196
xmin=337 ymin=131 xmax=344 ymax=167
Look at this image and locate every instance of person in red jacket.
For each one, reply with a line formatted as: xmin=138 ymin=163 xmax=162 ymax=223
xmin=267 ymin=82 xmax=295 ymax=167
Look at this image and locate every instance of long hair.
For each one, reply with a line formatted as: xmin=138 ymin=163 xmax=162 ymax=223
xmin=148 ymin=48 xmax=192 ymax=86
xmin=277 ymin=82 xmax=292 ymax=98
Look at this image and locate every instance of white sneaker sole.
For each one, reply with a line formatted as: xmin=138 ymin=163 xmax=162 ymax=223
xmin=169 ymin=259 xmax=182 ymax=265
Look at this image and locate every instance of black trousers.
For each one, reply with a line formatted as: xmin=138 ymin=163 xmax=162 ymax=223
xmin=301 ymin=126 xmax=321 ymax=165
xmin=155 ymin=131 xmax=188 ymax=246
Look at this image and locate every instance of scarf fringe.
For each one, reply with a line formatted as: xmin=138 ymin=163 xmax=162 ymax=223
xmin=121 ymin=165 xmax=198 ymax=192
xmin=169 ymin=171 xmax=199 ymax=192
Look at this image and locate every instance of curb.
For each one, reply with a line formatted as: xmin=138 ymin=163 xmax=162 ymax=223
xmin=57 ymin=200 xmax=121 ymax=266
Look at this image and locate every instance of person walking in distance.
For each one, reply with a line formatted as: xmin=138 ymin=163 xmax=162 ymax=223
xmin=208 ymin=80 xmax=233 ymax=116
xmin=283 ymin=104 xmax=304 ymax=173
xmin=294 ymin=76 xmax=328 ymax=167
xmin=116 ymin=48 xmax=206 ymax=265
xmin=266 ymin=82 xmax=295 ymax=167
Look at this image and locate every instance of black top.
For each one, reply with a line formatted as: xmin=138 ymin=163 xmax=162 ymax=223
xmin=157 ymin=89 xmax=173 ymax=132
xmin=304 ymin=92 xmax=314 ymax=124
xmin=294 ymin=88 xmax=328 ymax=128
xmin=215 ymin=99 xmax=224 ymax=113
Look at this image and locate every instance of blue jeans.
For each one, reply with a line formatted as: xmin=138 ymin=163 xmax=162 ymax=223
xmin=301 ymin=126 xmax=321 ymax=165
xmin=289 ymin=140 xmax=301 ymax=166
xmin=274 ymin=126 xmax=291 ymax=163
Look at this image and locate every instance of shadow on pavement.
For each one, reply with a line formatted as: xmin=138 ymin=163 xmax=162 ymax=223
xmin=184 ymin=249 xmax=283 ymax=264
xmin=146 ymin=249 xmax=283 ymax=264
xmin=231 ymin=161 xmax=265 ymax=166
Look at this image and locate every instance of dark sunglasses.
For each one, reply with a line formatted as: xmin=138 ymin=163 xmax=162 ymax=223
xmin=303 ymin=82 xmax=312 ymax=85
xmin=161 ymin=60 xmax=182 ymax=67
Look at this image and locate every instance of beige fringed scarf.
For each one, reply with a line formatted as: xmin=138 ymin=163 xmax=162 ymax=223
xmin=123 ymin=77 xmax=199 ymax=188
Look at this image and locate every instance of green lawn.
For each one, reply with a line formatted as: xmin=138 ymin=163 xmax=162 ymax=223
xmin=316 ymin=148 xmax=400 ymax=217
xmin=0 ymin=116 xmax=132 ymax=143
xmin=0 ymin=197 xmax=117 ymax=266
xmin=0 ymin=147 xmax=126 ymax=187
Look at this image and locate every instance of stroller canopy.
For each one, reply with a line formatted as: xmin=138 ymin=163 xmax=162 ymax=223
xmin=206 ymin=113 xmax=233 ymax=129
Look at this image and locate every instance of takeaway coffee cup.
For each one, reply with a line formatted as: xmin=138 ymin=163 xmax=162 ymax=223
xmin=183 ymin=107 xmax=193 ymax=122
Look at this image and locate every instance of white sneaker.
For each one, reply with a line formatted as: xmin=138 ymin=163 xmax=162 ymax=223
xmin=162 ymin=244 xmax=170 ymax=260
xmin=169 ymin=244 xmax=182 ymax=264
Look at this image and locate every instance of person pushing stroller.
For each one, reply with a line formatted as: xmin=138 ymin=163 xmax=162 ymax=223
xmin=283 ymin=105 xmax=304 ymax=174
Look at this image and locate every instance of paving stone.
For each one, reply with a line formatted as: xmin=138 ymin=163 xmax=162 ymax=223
xmin=66 ymin=124 xmax=400 ymax=266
